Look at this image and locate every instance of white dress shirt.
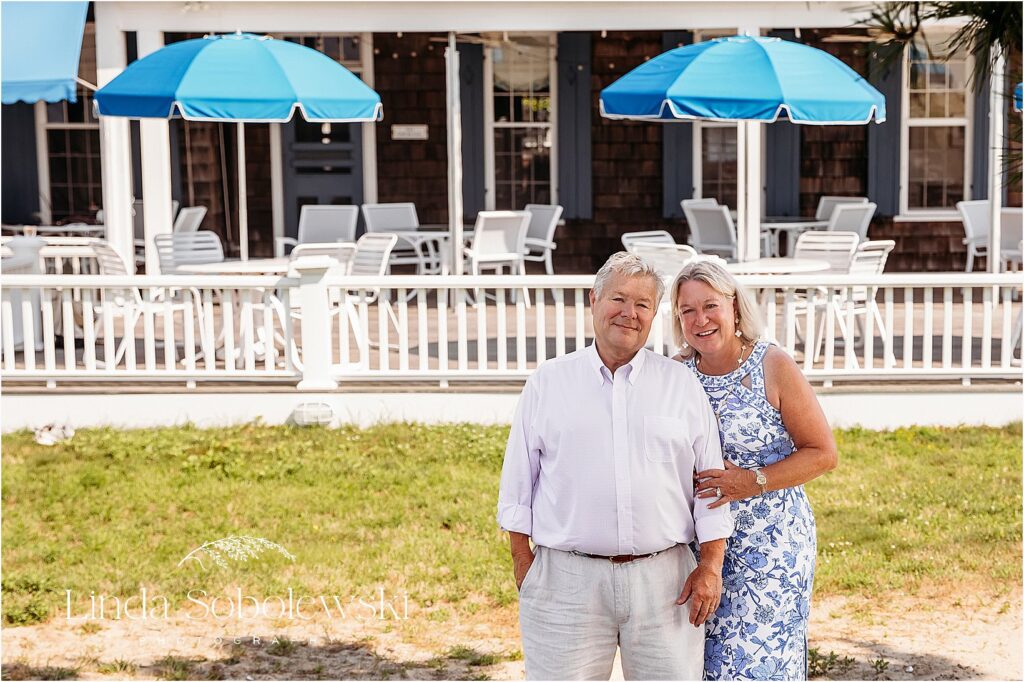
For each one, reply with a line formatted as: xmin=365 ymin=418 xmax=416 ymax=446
xmin=497 ymin=344 xmax=733 ymax=556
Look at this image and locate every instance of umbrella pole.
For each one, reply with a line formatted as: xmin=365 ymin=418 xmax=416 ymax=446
xmin=237 ymin=121 xmax=249 ymax=261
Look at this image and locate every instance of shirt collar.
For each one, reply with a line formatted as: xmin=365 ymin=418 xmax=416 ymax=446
xmin=587 ymin=342 xmax=646 ymax=386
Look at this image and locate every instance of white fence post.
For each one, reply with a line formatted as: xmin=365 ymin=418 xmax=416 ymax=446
xmin=292 ymin=258 xmax=338 ymax=391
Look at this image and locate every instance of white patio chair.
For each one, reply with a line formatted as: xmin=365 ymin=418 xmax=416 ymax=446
xmin=464 ymin=210 xmax=531 ymax=305
xmin=89 ymin=241 xmax=206 ymax=367
xmin=629 ymin=242 xmax=699 ymax=281
xmin=682 ymin=198 xmax=771 ymax=256
xmin=826 ymin=202 xmax=876 ymax=242
xmin=154 ymin=231 xmax=225 ymax=274
xmin=522 ymin=203 xmax=563 ymax=274
xmin=815 ymin=195 xmax=868 ymax=222
xmin=172 ymin=206 xmax=207 ymax=233
xmin=273 ymin=234 xmax=397 ymax=371
xmin=361 ymin=202 xmax=437 ymax=273
xmin=958 ymin=199 xmax=985 ymax=272
xmin=808 ymin=239 xmax=897 ymax=363
xmin=686 ymin=205 xmax=738 ymax=259
xmin=275 ymin=205 xmax=359 ymax=257
xmin=999 ymin=209 xmax=1023 ymax=270
xmin=680 ymin=197 xmax=718 ymax=228
xmin=621 ymin=230 xmax=676 ymax=252
xmin=132 ymin=199 xmax=180 ymax=267
xmin=793 ymin=230 xmax=859 ymax=273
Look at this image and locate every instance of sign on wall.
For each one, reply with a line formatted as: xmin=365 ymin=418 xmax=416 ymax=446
xmin=391 ymin=124 xmax=429 ymax=141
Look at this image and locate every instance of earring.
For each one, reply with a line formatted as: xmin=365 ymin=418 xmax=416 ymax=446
xmin=681 ymin=340 xmax=689 ymax=349
xmin=734 ymin=318 xmax=742 ymax=337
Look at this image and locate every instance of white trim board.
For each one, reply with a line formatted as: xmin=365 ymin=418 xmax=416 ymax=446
xmin=2 ymin=389 xmax=1020 ymax=432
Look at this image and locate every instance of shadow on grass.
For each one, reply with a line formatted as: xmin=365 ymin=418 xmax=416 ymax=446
xmin=4 ymin=638 xmax=517 ymax=681
xmin=810 ymin=636 xmax=988 ymax=680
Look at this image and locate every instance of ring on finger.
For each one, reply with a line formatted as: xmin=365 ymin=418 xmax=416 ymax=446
xmin=715 ymin=486 xmax=722 ymax=498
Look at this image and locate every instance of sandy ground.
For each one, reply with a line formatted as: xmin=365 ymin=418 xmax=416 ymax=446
xmin=2 ymin=591 xmax=1020 ymax=681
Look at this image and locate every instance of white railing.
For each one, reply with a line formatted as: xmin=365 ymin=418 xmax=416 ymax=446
xmin=1 ymin=268 xmax=1021 ymax=388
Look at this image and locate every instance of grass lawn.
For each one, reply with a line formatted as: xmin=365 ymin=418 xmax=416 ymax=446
xmin=2 ymin=422 xmax=1020 ymax=627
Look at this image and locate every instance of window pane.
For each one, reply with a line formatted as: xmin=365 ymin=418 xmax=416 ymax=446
xmin=910 ymin=93 xmax=927 ymax=118
xmin=701 ymin=125 xmax=737 ymax=210
xmin=492 ymin=126 xmax=551 ymax=209
xmin=909 ymin=31 xmax=968 ymax=121
xmin=47 ymin=129 xmax=103 ymax=221
xmin=948 ymin=92 xmax=965 ymax=117
xmin=908 ymin=125 xmax=965 ymax=209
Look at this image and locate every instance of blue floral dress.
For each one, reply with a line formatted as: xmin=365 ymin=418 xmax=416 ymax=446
xmin=686 ymin=340 xmax=816 ymax=681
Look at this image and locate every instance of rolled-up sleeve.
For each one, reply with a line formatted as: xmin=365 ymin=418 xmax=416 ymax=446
xmin=692 ymin=388 xmax=734 ymax=543
xmin=496 ymin=377 xmax=541 ymax=535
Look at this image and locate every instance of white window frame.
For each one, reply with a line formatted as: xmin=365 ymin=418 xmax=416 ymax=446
xmin=898 ymin=28 xmax=973 ymax=218
xmin=33 ymin=21 xmax=100 ymax=225
xmin=483 ymin=32 xmax=558 ymax=211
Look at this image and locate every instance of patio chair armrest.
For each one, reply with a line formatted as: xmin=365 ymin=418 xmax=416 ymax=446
xmin=524 ymin=237 xmax=556 ymax=250
xmin=275 ymin=237 xmax=298 ymax=257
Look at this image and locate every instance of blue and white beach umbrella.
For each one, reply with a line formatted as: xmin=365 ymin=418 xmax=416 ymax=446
xmin=95 ymin=33 xmax=382 ymax=260
xmin=599 ymin=35 xmax=886 ymax=261
xmin=95 ymin=32 xmax=382 ymax=122
xmin=600 ymin=35 xmax=885 ymax=124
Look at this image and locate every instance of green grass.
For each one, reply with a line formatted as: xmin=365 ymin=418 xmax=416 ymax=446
xmin=809 ymin=424 xmax=1022 ymax=594
xmin=1 ymin=422 xmax=1020 ymax=627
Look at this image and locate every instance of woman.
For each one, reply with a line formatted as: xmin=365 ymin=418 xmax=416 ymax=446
xmin=670 ymin=259 xmax=837 ymax=681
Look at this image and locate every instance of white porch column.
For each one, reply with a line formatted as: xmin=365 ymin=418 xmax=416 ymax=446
xmin=987 ymin=51 xmax=1006 ymax=273
xmin=359 ymin=32 xmax=378 ymax=206
xmin=292 ymin=257 xmax=339 ymax=390
xmin=445 ymin=32 xmax=465 ymax=275
xmin=137 ymin=30 xmax=174 ymax=274
xmin=94 ymin=5 xmax=134 ymax=271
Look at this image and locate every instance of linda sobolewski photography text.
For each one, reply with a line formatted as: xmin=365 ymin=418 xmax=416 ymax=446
xmin=63 ymin=531 xmax=410 ymax=622
xmin=1 ymin=423 xmax=1021 ymax=680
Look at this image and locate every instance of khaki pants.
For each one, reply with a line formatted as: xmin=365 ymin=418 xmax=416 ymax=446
xmin=519 ymin=544 xmax=704 ymax=681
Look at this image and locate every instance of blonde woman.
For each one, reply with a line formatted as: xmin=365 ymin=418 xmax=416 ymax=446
xmin=670 ymin=259 xmax=837 ymax=681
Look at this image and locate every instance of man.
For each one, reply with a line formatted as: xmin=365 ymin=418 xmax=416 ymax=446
xmin=497 ymin=252 xmax=732 ymax=680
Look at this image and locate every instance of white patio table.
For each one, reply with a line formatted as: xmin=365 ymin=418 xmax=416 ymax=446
xmin=726 ymin=257 xmax=829 ymax=275
xmin=173 ymin=258 xmax=293 ymax=365
xmin=173 ymin=257 xmax=291 ymax=275
xmin=759 ymin=217 xmax=828 ymax=256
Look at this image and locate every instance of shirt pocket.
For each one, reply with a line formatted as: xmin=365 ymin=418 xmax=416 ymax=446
xmin=643 ymin=416 xmax=690 ymax=463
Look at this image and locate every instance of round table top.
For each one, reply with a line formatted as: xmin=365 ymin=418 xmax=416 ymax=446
xmin=175 ymin=257 xmax=291 ymax=275
xmin=3 ymin=223 xmax=106 ymax=236
xmin=760 ymin=217 xmax=828 ymax=230
xmin=726 ymin=257 xmax=831 ymax=275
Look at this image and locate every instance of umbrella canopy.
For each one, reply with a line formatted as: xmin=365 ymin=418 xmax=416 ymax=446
xmin=599 ymin=35 xmax=885 ymax=124
xmin=1 ymin=1 xmax=89 ymax=104
xmin=1015 ymin=82 xmax=1022 ymax=113
xmin=94 ymin=32 xmax=382 ymax=264
xmin=95 ymin=32 xmax=382 ymax=122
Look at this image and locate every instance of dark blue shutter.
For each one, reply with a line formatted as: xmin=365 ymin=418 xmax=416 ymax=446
xmin=866 ymin=47 xmax=902 ymax=216
xmin=764 ymin=30 xmax=800 ymax=217
xmin=0 ymin=103 xmax=39 ymax=224
xmin=459 ymin=42 xmax=485 ymax=219
xmin=662 ymin=31 xmax=693 ymax=218
xmin=557 ymin=32 xmax=592 ymax=219
xmin=971 ymin=73 xmax=990 ymax=200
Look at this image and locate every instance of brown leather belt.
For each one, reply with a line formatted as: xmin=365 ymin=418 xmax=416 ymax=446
xmin=572 ymin=549 xmax=666 ymax=563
